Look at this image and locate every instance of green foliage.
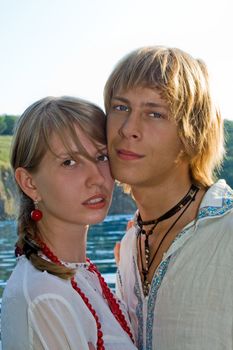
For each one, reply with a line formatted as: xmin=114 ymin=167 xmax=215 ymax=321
xmin=0 ymin=135 xmax=12 ymax=166
xmin=0 ymin=115 xmax=18 ymax=135
xmin=0 ymin=117 xmax=7 ymax=134
xmin=224 ymin=120 xmax=233 ymax=155
xmin=218 ymin=119 xmax=233 ymax=188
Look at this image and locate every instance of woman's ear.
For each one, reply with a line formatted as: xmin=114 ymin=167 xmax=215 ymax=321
xmin=15 ymin=167 xmax=40 ymax=201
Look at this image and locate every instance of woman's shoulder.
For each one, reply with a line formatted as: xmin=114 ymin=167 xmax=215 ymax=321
xmin=3 ymin=255 xmax=72 ymax=303
xmin=2 ymin=256 xmax=28 ymax=297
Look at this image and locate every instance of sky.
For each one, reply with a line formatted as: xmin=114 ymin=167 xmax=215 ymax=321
xmin=0 ymin=0 xmax=232 ymax=120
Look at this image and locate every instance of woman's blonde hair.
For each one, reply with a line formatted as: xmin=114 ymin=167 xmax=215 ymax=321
xmin=104 ymin=46 xmax=225 ymax=189
xmin=11 ymin=96 xmax=107 ymax=279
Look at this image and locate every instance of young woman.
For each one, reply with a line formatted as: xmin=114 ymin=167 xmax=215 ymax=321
xmin=1 ymin=96 xmax=137 ymax=350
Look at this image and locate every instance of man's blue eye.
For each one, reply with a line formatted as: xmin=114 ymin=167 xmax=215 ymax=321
xmin=149 ymin=112 xmax=162 ymax=118
xmin=114 ymin=105 xmax=129 ymax=112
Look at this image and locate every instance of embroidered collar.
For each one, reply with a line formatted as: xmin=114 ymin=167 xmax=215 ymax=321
xmin=38 ymin=252 xmax=91 ymax=269
xmin=197 ymin=179 xmax=233 ymax=220
xmin=129 ymin=180 xmax=233 ymax=231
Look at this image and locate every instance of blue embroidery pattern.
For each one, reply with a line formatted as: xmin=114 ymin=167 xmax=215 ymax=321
xmin=146 ymin=258 xmax=171 ymax=350
xmin=133 ymin=228 xmax=190 ymax=350
xmin=116 ymin=268 xmax=123 ymax=289
xmin=198 ymin=188 xmax=233 ymax=219
xmin=131 ymin=183 xmax=233 ymax=349
xmin=133 ymin=257 xmax=144 ymax=350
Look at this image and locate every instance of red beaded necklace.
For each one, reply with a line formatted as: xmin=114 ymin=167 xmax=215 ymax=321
xmin=38 ymin=239 xmax=134 ymax=350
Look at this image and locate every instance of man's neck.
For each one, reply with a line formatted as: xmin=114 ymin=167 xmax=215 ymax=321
xmin=131 ymin=178 xmax=196 ymax=222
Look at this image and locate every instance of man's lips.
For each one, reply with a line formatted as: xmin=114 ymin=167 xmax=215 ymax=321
xmin=116 ymin=149 xmax=144 ymax=160
xmin=82 ymin=194 xmax=107 ymax=209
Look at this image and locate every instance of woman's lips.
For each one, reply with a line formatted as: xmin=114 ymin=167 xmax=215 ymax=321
xmin=82 ymin=194 xmax=107 ymax=209
xmin=117 ymin=149 xmax=144 ymax=160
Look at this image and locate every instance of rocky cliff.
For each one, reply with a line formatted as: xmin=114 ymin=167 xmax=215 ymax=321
xmin=0 ymin=165 xmax=18 ymax=219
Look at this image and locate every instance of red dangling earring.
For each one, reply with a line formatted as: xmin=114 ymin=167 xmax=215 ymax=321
xmin=31 ymin=200 xmax=43 ymax=221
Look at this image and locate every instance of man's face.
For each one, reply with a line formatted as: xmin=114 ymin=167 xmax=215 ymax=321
xmin=107 ymin=86 xmax=188 ymax=191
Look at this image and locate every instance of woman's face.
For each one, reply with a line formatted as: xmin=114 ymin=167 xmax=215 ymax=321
xmin=31 ymin=125 xmax=114 ymax=227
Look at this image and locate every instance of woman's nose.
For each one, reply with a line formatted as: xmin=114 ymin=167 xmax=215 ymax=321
xmin=86 ymin=161 xmax=105 ymax=188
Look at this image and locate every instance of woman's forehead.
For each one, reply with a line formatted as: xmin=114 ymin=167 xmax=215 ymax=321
xmin=48 ymin=127 xmax=106 ymax=155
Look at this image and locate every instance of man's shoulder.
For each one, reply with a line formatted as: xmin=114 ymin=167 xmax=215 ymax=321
xmin=198 ymin=179 xmax=233 ymax=220
xmin=120 ymin=218 xmax=137 ymax=247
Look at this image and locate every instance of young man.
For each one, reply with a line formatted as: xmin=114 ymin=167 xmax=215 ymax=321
xmin=104 ymin=46 xmax=233 ymax=350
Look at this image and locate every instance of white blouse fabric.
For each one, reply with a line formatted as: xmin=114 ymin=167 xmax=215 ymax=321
xmin=1 ymin=256 xmax=137 ymax=350
xmin=116 ymin=180 xmax=233 ymax=350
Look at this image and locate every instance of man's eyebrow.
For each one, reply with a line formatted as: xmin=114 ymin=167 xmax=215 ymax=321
xmin=142 ymin=102 xmax=167 ymax=109
xmin=112 ymin=97 xmax=167 ymax=109
xmin=111 ymin=96 xmax=129 ymax=103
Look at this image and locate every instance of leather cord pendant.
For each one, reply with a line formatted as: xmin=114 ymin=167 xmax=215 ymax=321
xmin=137 ymin=184 xmax=199 ymax=296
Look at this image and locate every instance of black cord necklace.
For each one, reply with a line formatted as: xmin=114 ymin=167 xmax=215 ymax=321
xmin=137 ymin=184 xmax=199 ymax=296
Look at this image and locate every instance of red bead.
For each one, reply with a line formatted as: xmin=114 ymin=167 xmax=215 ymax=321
xmin=97 ymin=330 xmax=103 ymax=337
xmin=43 ymin=247 xmax=49 ymax=254
xmin=37 ymin=241 xmax=134 ymax=346
xmin=97 ymin=338 xmax=104 ymax=346
xmin=92 ymin=310 xmax=97 ymax=317
xmin=31 ymin=209 xmax=43 ymax=221
xmin=96 ymin=321 xmax=101 ymax=329
xmin=82 ymin=296 xmax=89 ymax=303
xmin=113 ymin=304 xmax=120 ymax=312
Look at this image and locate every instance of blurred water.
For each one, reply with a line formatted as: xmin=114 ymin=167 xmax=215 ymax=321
xmin=0 ymin=220 xmax=17 ymax=307
xmin=0 ymin=215 xmax=133 ymax=346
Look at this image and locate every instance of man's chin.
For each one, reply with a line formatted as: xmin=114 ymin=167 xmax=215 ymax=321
xmin=111 ymin=165 xmax=132 ymax=181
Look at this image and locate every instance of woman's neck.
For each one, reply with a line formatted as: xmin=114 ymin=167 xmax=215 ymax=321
xmin=37 ymin=220 xmax=88 ymax=263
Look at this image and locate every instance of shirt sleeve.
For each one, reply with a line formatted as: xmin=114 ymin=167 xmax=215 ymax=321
xmin=28 ymin=293 xmax=91 ymax=350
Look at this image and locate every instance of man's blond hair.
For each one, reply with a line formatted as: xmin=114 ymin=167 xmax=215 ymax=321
xmin=104 ymin=46 xmax=225 ymax=188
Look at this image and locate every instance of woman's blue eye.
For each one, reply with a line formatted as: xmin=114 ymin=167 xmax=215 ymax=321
xmin=97 ymin=154 xmax=109 ymax=162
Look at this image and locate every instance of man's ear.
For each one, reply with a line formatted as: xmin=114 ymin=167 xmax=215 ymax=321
xmin=15 ymin=167 xmax=40 ymax=201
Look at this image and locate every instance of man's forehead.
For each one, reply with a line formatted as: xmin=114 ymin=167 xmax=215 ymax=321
xmin=112 ymin=87 xmax=168 ymax=108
